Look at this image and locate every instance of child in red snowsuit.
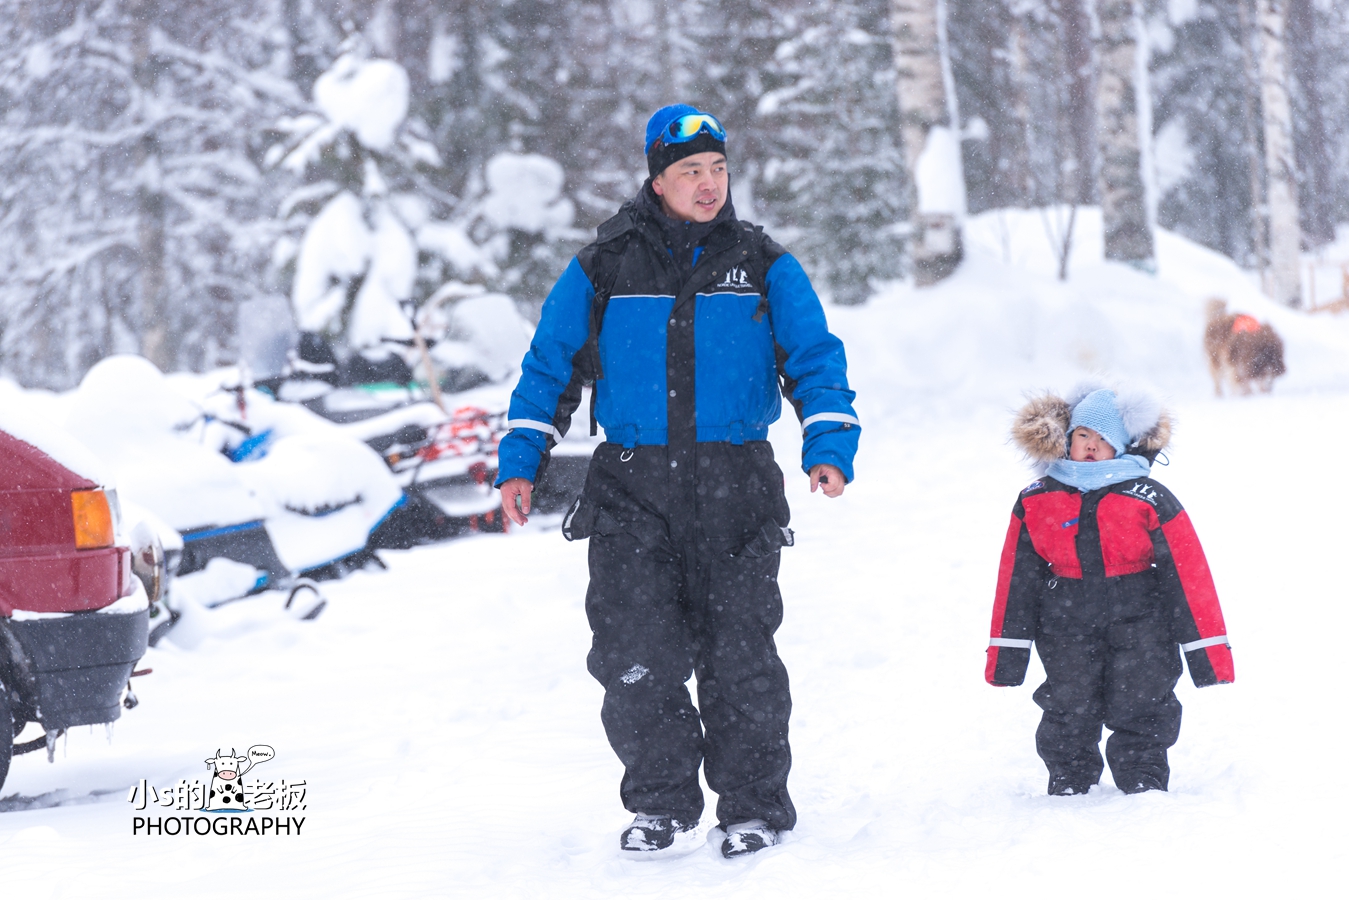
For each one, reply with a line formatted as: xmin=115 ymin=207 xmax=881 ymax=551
xmin=986 ymin=385 xmax=1234 ymax=795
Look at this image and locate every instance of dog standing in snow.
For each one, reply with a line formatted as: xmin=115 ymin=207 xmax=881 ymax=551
xmin=1204 ymin=298 xmax=1286 ymax=396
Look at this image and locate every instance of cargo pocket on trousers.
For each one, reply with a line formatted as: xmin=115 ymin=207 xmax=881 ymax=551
xmin=730 ymin=521 xmax=795 ymax=559
xmin=567 ymin=502 xmax=673 ymax=558
xmin=562 ymin=495 xmax=599 ymax=541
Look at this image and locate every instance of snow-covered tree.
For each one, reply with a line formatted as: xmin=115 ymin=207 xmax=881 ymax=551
xmin=1147 ymin=0 xmax=1261 ymax=266
xmin=951 ymin=0 xmax=1106 ymax=217
xmin=270 ymin=41 xmax=451 ymax=350
xmin=760 ymin=1 xmax=907 ymax=304
xmin=1285 ymin=0 xmax=1333 ymax=248
xmin=0 ymin=0 xmax=296 ymax=388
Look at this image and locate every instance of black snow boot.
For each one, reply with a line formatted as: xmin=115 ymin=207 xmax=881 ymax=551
xmin=1048 ymin=774 xmax=1097 ymax=796
xmin=720 ymin=820 xmax=780 ymax=858
xmin=1117 ymin=774 xmax=1167 ymax=794
xmin=619 ymin=813 xmax=699 ymax=858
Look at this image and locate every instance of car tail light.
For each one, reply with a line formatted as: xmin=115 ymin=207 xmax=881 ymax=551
xmin=72 ymin=489 xmax=115 ymax=549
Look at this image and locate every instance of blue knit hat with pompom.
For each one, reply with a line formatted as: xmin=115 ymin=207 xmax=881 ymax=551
xmin=1070 ymin=389 xmax=1130 ymax=454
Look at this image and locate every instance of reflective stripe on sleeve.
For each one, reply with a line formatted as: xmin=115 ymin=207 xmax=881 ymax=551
xmin=507 ymin=419 xmax=562 ymax=440
xmin=801 ymin=412 xmax=860 ymax=433
xmin=989 ymin=637 xmax=1033 ymax=649
xmin=1180 ymin=635 xmax=1229 ymax=652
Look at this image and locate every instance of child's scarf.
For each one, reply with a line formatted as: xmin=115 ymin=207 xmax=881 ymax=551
xmin=1046 ymin=454 xmax=1152 ymax=492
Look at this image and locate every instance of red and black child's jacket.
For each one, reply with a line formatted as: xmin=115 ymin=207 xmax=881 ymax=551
xmin=986 ymin=475 xmax=1235 ymax=688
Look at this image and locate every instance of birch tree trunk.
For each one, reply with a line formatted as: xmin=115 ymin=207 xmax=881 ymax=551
xmin=1058 ymin=0 xmax=1096 ymax=205
xmin=1286 ymin=0 xmax=1331 ymax=245
xmin=1257 ymin=0 xmax=1302 ymax=306
xmin=1237 ymin=0 xmax=1268 ymax=276
xmin=1094 ymin=0 xmax=1154 ymax=269
xmin=1007 ymin=10 xmax=1032 ymax=205
xmin=130 ymin=0 xmax=173 ymax=372
xmin=891 ymin=0 xmax=963 ymax=285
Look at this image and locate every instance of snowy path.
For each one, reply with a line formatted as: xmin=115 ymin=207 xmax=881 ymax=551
xmin=2 ymin=388 xmax=1345 ymax=898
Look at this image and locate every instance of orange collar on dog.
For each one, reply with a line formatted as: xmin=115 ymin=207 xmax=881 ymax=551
xmin=1231 ymin=314 xmax=1261 ymax=334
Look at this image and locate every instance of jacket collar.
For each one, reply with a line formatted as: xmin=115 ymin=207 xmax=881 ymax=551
xmin=596 ymin=180 xmax=737 ymax=245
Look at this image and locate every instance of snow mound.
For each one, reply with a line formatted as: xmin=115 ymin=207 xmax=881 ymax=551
xmin=0 ymin=378 xmax=109 ymax=485
xmin=915 ymin=126 xmax=966 ymax=216
xmin=429 ymin=290 xmax=534 ymax=383
xmin=313 ymin=55 xmax=409 ymax=153
xmin=482 ymin=153 xmax=575 ymax=235
xmin=418 ymin=221 xmax=499 ymax=279
xmin=64 ymin=356 xmax=268 ymax=532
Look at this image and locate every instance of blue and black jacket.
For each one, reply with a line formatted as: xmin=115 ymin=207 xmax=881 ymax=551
xmin=496 ymin=185 xmax=860 ymax=486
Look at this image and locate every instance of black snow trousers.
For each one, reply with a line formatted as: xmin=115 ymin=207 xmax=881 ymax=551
xmin=1033 ymin=577 xmax=1184 ymax=794
xmin=570 ymin=440 xmax=796 ymax=831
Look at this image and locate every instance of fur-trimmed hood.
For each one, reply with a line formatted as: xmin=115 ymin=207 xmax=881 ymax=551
xmin=1011 ymin=382 xmax=1172 ymax=465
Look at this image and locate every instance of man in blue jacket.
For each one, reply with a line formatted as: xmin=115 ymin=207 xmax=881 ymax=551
xmin=496 ymin=105 xmax=859 ymax=859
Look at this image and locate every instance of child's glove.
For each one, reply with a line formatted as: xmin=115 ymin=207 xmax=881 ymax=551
xmin=985 ymin=640 xmax=1032 ymax=686
xmin=1182 ymin=637 xmax=1235 ymax=687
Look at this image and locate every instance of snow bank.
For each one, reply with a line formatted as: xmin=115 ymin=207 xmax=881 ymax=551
xmin=849 ymin=207 xmax=1349 ymax=422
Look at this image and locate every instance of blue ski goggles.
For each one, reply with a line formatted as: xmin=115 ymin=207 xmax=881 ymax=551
xmin=662 ymin=113 xmax=726 ymax=146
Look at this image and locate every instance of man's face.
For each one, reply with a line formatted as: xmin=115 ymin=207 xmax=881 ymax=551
xmin=651 ymin=152 xmax=728 ymax=223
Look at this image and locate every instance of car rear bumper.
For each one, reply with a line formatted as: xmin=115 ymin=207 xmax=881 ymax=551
xmin=0 ymin=545 xmax=130 ymax=615
xmin=1 ymin=608 xmax=149 ymax=730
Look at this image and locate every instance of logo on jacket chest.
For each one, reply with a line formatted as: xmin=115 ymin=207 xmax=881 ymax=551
xmin=714 ymin=266 xmax=754 ymax=290
xmin=1121 ymin=482 xmax=1160 ymax=505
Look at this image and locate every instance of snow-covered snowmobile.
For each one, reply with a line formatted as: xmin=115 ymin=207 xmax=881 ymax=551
xmin=257 ymin=331 xmax=511 ymax=544
xmin=61 ymin=356 xmax=407 ymax=641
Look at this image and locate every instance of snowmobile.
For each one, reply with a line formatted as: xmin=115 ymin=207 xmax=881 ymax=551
xmin=256 ymin=332 xmax=511 ymax=544
xmin=61 ymin=357 xmax=404 ymax=641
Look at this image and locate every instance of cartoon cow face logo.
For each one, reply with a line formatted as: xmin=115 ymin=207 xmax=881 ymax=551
xmin=204 ymin=748 xmax=264 ymax=812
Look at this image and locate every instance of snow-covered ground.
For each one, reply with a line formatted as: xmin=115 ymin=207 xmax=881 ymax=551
xmin=3 ymin=216 xmax=1348 ymax=897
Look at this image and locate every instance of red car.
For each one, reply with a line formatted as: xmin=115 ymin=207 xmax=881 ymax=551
xmin=0 ymin=424 xmax=158 ymax=793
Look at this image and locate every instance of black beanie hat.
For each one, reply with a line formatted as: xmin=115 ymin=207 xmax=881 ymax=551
xmin=645 ymin=104 xmax=727 ymax=178
xmin=648 ymin=131 xmax=726 ymax=177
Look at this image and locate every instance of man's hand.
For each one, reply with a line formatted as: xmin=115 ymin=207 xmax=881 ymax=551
xmin=500 ymin=477 xmax=533 ymax=526
xmin=809 ymin=464 xmax=846 ymax=498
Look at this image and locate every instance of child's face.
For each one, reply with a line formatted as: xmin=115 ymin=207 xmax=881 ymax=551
xmin=1069 ymin=426 xmax=1117 ymax=462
